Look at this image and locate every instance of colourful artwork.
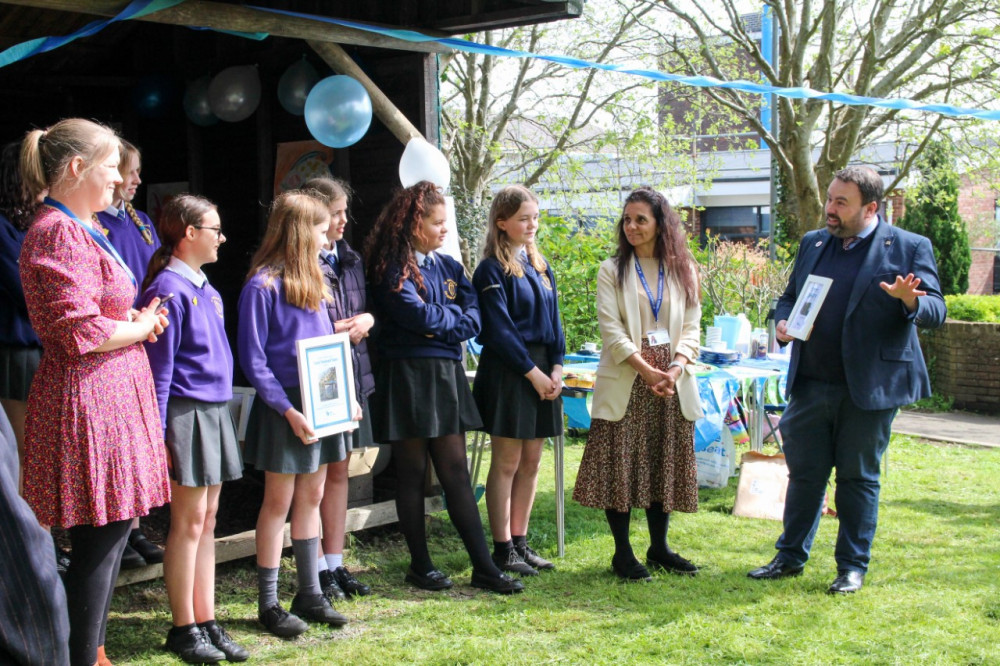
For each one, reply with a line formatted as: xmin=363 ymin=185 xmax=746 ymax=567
xmin=274 ymin=140 xmax=335 ymax=195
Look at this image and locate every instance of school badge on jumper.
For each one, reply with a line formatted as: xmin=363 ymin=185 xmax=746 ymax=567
xmin=212 ymin=296 xmax=224 ymax=318
xmin=540 ymin=273 xmax=553 ymax=291
xmin=444 ymin=278 xmax=458 ymax=300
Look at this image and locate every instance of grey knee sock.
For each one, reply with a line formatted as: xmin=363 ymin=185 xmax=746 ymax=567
xmin=257 ymin=565 xmax=280 ymax=612
xmin=292 ymin=537 xmax=321 ymax=597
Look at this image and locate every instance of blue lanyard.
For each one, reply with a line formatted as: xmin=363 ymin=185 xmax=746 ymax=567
xmin=634 ymin=258 xmax=664 ymax=322
xmin=44 ymin=197 xmax=137 ymax=287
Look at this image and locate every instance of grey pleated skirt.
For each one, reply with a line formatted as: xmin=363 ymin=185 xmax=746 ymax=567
xmin=371 ymin=357 xmax=482 ymax=442
xmin=0 ymin=345 xmax=41 ymax=401
xmin=243 ymin=386 xmax=351 ymax=474
xmin=473 ymin=343 xmax=563 ymax=439
xmin=351 ymin=400 xmax=375 ymax=448
xmin=165 ymin=397 xmax=244 ymax=487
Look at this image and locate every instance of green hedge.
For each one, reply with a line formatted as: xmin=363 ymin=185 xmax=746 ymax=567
xmin=944 ymin=294 xmax=1000 ymax=323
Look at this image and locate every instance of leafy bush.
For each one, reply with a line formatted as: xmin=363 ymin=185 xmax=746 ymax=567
xmin=537 ymin=215 xmax=616 ymax=353
xmin=944 ymin=294 xmax=1000 ymax=322
xmin=697 ymin=235 xmax=792 ymax=331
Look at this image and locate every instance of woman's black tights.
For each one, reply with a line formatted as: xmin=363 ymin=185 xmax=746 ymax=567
xmin=605 ymin=503 xmax=671 ymax=562
xmin=393 ymin=434 xmax=499 ymax=576
xmin=66 ymin=518 xmax=132 ymax=666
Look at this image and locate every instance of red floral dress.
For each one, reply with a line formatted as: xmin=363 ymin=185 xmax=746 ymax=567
xmin=19 ymin=207 xmax=170 ymax=528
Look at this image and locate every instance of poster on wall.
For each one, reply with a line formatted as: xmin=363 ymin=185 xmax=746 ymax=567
xmin=274 ymin=140 xmax=335 ymax=195
xmin=146 ymin=182 xmax=189 ymax=225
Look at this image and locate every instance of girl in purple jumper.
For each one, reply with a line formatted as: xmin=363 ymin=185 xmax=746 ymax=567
xmin=237 ymin=192 xmax=352 ymax=638
xmin=142 ymin=195 xmax=248 ymax=663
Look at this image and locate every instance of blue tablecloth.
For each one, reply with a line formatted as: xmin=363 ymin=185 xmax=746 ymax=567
xmin=562 ymin=355 xmax=789 ymax=452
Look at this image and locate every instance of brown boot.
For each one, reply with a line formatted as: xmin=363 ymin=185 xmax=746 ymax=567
xmin=96 ymin=645 xmax=112 ymax=666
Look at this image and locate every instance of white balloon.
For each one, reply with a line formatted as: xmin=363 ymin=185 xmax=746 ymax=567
xmin=398 ymin=137 xmax=451 ymax=189
xmin=208 ymin=65 xmax=261 ymax=123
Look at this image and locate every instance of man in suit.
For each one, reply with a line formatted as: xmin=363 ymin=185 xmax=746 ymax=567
xmin=0 ymin=407 xmax=70 ymax=664
xmin=748 ymin=165 xmax=946 ymax=594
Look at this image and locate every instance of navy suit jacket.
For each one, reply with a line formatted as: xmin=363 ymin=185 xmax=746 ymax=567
xmin=775 ymin=221 xmax=946 ymax=411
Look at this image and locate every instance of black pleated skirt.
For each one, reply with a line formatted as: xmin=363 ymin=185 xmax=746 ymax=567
xmin=165 ymin=397 xmax=243 ymax=487
xmin=243 ymin=386 xmax=351 ymax=474
xmin=0 ymin=345 xmax=41 ymax=401
xmin=370 ymin=357 xmax=482 ymax=442
xmin=473 ymin=343 xmax=563 ymax=439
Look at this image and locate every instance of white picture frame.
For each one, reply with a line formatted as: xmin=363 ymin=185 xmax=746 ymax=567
xmin=785 ymin=274 xmax=834 ymax=341
xmin=296 ymin=333 xmax=358 ymax=438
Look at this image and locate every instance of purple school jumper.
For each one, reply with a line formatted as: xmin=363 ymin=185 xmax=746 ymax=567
xmin=237 ymin=269 xmax=334 ymax=414
xmin=96 ymin=206 xmax=160 ymax=306
xmin=142 ymin=261 xmax=234 ymax=430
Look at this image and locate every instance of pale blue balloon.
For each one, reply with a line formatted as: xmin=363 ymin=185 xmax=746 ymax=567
xmin=304 ymin=75 xmax=373 ymax=148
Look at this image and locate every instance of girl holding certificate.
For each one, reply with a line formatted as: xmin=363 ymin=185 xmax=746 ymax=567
xmin=302 ymin=177 xmax=374 ymax=601
xmin=237 ymin=191 xmax=350 ymax=637
xmin=472 ymin=185 xmax=564 ymax=576
xmin=141 ymin=195 xmax=248 ymax=663
xmin=572 ymin=187 xmax=704 ymax=582
xmin=366 ymin=181 xmax=523 ymax=595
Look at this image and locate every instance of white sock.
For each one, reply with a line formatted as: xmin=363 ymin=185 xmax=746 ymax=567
xmin=325 ymin=553 xmax=343 ymax=570
xmin=317 ymin=554 xmax=328 ymax=572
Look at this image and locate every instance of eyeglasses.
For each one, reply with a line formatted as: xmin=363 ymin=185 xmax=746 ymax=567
xmin=194 ymin=225 xmax=224 ymax=238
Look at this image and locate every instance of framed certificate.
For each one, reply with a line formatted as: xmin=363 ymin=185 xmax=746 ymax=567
xmin=296 ymin=333 xmax=358 ymax=438
xmin=786 ymin=274 xmax=833 ymax=340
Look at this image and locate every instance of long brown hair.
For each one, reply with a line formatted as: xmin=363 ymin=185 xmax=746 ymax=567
xmin=20 ymin=118 xmax=120 ymax=200
xmin=0 ymin=142 xmax=35 ymax=231
xmin=482 ymin=184 xmax=547 ymax=277
xmin=142 ymin=194 xmax=217 ymax=292
xmin=246 ymin=191 xmax=331 ymax=311
xmin=117 ymin=140 xmax=153 ymax=245
xmin=364 ymin=180 xmax=445 ymax=293
xmin=614 ymin=186 xmax=699 ymax=304
xmin=302 ymin=176 xmax=352 ymax=207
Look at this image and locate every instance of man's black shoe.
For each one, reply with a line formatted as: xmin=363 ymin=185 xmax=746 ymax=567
xmin=827 ymin=570 xmax=864 ymax=594
xmin=199 ymin=621 xmax=249 ymax=662
xmin=120 ymin=542 xmax=146 ymax=569
xmin=258 ymin=604 xmax=308 ymax=638
xmin=289 ymin=592 xmax=348 ymax=626
xmin=129 ymin=529 xmax=164 ymax=564
xmin=331 ymin=566 xmax=372 ymax=597
xmin=319 ymin=569 xmax=346 ymax=601
xmin=470 ymin=570 xmax=525 ymax=594
xmin=164 ymin=625 xmax=225 ymax=664
xmin=405 ymin=567 xmax=453 ymax=591
xmin=747 ymin=557 xmax=804 ymax=580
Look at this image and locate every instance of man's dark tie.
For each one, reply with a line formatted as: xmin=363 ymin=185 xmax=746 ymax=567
xmin=842 ymin=236 xmax=860 ymax=250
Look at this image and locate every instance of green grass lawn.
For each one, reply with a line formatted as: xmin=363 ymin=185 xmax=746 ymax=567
xmin=109 ymin=435 xmax=1000 ymax=665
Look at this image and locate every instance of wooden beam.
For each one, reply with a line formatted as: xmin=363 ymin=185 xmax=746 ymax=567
xmin=0 ymin=0 xmax=451 ymax=54
xmin=308 ymin=40 xmax=423 ymax=145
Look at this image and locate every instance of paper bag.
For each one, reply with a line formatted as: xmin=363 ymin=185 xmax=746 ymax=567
xmin=733 ymin=451 xmax=788 ymax=521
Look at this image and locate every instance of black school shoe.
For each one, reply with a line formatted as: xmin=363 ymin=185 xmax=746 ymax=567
xmin=258 ymin=604 xmax=308 ymax=638
xmin=289 ymin=592 xmax=349 ymax=626
xmin=611 ymin=555 xmax=652 ymax=582
xmin=120 ymin=542 xmax=146 ymax=569
xmin=646 ymin=548 xmax=698 ymax=575
xmin=199 ymin=621 xmax=249 ymax=662
xmin=331 ymin=566 xmax=372 ymax=597
xmin=516 ymin=543 xmax=555 ymax=571
xmin=405 ymin=567 xmax=454 ymax=591
xmin=319 ymin=569 xmax=347 ymax=601
xmin=470 ymin=570 xmax=525 ymax=594
xmin=493 ymin=548 xmax=538 ymax=576
xmin=165 ymin=625 xmax=225 ymax=664
xmin=129 ymin=529 xmax=164 ymax=564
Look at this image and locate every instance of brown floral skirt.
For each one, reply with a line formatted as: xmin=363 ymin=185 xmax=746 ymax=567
xmin=572 ymin=341 xmax=698 ymax=514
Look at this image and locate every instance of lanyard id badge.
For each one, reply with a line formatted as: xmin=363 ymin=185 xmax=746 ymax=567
xmin=647 ymin=329 xmax=671 ymax=347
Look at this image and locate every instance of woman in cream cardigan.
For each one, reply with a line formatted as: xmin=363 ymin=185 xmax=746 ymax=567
xmin=573 ymin=186 xmax=704 ymax=581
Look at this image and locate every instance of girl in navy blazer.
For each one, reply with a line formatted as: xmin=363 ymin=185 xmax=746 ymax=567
xmin=366 ymin=181 xmax=522 ymax=595
xmin=141 ymin=195 xmax=248 ymax=663
xmin=473 ymin=185 xmax=564 ymax=576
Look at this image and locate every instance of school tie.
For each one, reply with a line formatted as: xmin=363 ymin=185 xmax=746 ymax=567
xmin=422 ymin=255 xmax=432 ymax=268
xmin=117 ymin=208 xmax=127 ymax=223
xmin=842 ymin=236 xmax=860 ymax=250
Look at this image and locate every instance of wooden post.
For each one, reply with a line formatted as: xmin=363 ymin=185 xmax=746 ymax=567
xmin=307 ymin=40 xmax=424 ymax=145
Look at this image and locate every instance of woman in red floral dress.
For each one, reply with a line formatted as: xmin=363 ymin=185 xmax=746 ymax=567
xmin=18 ymin=118 xmax=171 ymax=666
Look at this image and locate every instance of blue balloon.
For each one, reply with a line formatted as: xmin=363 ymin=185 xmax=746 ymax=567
xmin=304 ymin=75 xmax=373 ymax=148
xmin=133 ymin=74 xmax=175 ymax=119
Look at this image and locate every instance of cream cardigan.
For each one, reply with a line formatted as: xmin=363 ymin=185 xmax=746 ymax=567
xmin=590 ymin=257 xmax=704 ymax=422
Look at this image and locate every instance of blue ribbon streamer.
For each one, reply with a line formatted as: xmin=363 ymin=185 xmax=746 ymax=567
xmin=2 ymin=0 xmax=996 ymax=122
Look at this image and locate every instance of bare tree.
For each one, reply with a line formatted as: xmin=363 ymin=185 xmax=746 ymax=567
xmin=651 ymin=0 xmax=1000 ymax=241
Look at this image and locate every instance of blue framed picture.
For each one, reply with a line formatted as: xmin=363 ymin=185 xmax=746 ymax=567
xmin=296 ymin=333 xmax=359 ymax=438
